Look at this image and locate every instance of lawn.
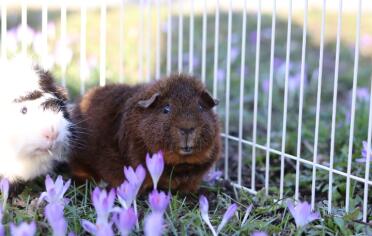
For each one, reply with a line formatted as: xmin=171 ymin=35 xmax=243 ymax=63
xmin=0 ymin=2 xmax=372 ymax=235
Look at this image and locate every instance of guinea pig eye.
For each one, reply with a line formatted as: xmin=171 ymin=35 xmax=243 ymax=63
xmin=199 ymin=104 xmax=204 ymax=112
xmin=163 ymin=104 xmax=171 ymax=114
xmin=20 ymin=107 xmax=28 ymax=115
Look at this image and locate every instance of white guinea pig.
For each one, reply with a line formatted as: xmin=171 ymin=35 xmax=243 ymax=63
xmin=0 ymin=56 xmax=72 ymax=184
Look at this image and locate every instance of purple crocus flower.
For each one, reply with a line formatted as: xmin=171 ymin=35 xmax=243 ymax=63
xmin=92 ymin=187 xmax=116 ymax=224
xmin=117 ymin=181 xmax=136 ymax=209
xmin=38 ymin=175 xmax=71 ymax=206
xmin=146 ymin=151 xmax=164 ymax=190
xmin=203 ymin=170 xmax=222 ymax=184
xmin=81 ymin=188 xmax=116 ymax=236
xmin=199 ymin=195 xmax=217 ymax=236
xmin=287 ymin=200 xmax=320 ymax=228
xmin=251 ymin=231 xmax=268 ymax=236
xmin=217 ymin=203 xmax=238 ymax=233
xmin=356 ymin=87 xmax=370 ymax=102
xmin=10 ymin=222 xmax=36 ymax=236
xmin=261 ymin=79 xmax=270 ymax=93
xmin=124 ymin=165 xmax=146 ymax=195
xmin=230 ymin=46 xmax=240 ymax=63
xmin=81 ymin=220 xmax=114 ymax=236
xmin=0 ymin=178 xmax=9 ymax=208
xmin=149 ymin=190 xmax=170 ymax=213
xmin=217 ymin=68 xmax=225 ymax=81
xmin=144 ymin=212 xmax=164 ymax=236
xmin=288 ymin=73 xmax=302 ymax=92
xmin=0 ymin=206 xmax=4 ymax=236
xmin=356 ymin=141 xmax=372 ymax=163
xmin=45 ymin=203 xmax=67 ymax=236
xmin=113 ymin=207 xmax=137 ymax=236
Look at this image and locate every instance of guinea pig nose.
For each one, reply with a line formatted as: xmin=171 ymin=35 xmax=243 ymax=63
xmin=179 ymin=128 xmax=195 ymax=135
xmin=43 ymin=128 xmax=59 ymax=141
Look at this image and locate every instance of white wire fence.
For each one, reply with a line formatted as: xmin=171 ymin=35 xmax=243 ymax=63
xmin=1 ymin=0 xmax=371 ymax=223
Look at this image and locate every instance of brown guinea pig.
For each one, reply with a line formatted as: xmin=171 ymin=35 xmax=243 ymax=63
xmin=69 ymin=74 xmax=221 ymax=193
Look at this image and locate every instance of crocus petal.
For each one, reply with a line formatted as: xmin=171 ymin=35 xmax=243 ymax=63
xmin=81 ymin=220 xmax=97 ymax=235
xmin=123 ymin=165 xmax=146 ymax=195
xmin=217 ymin=203 xmax=238 ymax=233
xmin=199 ymin=195 xmax=209 ymax=215
xmin=39 ymin=175 xmax=71 ymax=206
xmin=286 ymin=200 xmax=321 ymax=228
xmin=144 ymin=212 xmax=164 ymax=236
xmin=114 ymin=207 xmax=137 ymax=236
xmin=0 ymin=178 xmax=9 ymax=208
xmin=92 ymin=188 xmax=116 ymax=224
xmin=10 ymin=222 xmax=36 ymax=236
xmin=203 ymin=170 xmax=223 ymax=184
xmin=146 ymin=151 xmax=164 ymax=190
xmin=148 ymin=190 xmax=171 ymax=213
xmin=251 ymin=231 xmax=268 ymax=236
xmin=199 ymin=196 xmax=217 ymax=236
xmin=117 ymin=181 xmax=136 ymax=209
xmin=45 ymin=203 xmax=67 ymax=236
xmin=45 ymin=175 xmax=54 ymax=192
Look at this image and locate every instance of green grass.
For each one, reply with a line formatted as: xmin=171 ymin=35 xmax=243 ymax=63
xmin=2 ymin=3 xmax=372 ymax=235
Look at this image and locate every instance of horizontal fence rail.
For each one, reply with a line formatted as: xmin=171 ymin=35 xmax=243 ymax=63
xmin=0 ymin=0 xmax=371 ymax=223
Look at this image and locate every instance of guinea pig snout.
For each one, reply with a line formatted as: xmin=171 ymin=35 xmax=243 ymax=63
xmin=179 ymin=127 xmax=195 ymax=136
xmin=42 ymin=127 xmax=59 ymax=142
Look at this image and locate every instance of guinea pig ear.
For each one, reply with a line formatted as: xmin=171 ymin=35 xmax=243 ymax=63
xmin=201 ymin=90 xmax=219 ymax=108
xmin=138 ymin=92 xmax=160 ymax=108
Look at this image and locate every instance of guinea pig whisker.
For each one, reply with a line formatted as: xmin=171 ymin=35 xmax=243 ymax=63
xmin=48 ymin=149 xmax=53 ymax=156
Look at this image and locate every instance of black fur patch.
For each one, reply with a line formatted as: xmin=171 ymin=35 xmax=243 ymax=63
xmin=34 ymin=66 xmax=68 ymax=102
xmin=14 ymin=90 xmax=43 ymax=103
xmin=41 ymin=98 xmax=65 ymax=113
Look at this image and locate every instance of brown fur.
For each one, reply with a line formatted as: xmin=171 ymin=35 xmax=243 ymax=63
xmin=69 ymin=74 xmax=221 ymax=192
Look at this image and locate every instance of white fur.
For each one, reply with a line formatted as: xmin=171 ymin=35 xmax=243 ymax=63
xmin=0 ymin=56 xmax=70 ymax=182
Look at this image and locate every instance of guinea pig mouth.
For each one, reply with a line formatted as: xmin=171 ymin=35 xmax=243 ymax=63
xmin=179 ymin=146 xmax=194 ymax=155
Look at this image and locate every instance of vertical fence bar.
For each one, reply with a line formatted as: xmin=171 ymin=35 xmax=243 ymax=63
xmin=145 ymin=0 xmax=151 ymax=82
xmin=295 ymin=0 xmax=308 ymax=202
xmin=155 ymin=0 xmax=161 ymax=80
xmin=99 ymin=1 xmax=107 ymax=86
xmin=80 ymin=2 xmax=87 ymax=95
xmin=119 ymin=0 xmax=124 ymax=83
xmin=311 ymin=0 xmax=326 ymax=210
xmin=178 ymin=0 xmax=183 ymax=72
xmin=224 ymin=0 xmax=233 ymax=180
xmin=280 ymin=0 xmax=292 ymax=201
xmin=1 ymin=2 xmax=7 ymax=61
xmin=138 ymin=0 xmax=144 ymax=82
xmin=188 ymin=0 xmax=194 ymax=74
xmin=237 ymin=0 xmax=247 ymax=186
xmin=252 ymin=0 xmax=262 ymax=191
xmin=42 ymin=1 xmax=48 ymax=68
xmin=166 ymin=0 xmax=172 ymax=75
xmin=345 ymin=0 xmax=361 ymax=213
xmin=212 ymin=0 xmax=220 ymax=100
xmin=21 ymin=0 xmax=27 ymax=55
xmin=60 ymin=2 xmax=67 ymax=87
xmin=328 ymin=0 xmax=342 ymax=214
xmin=265 ymin=0 xmax=276 ymax=195
xmin=363 ymin=73 xmax=372 ymax=222
xmin=201 ymin=0 xmax=207 ymax=83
